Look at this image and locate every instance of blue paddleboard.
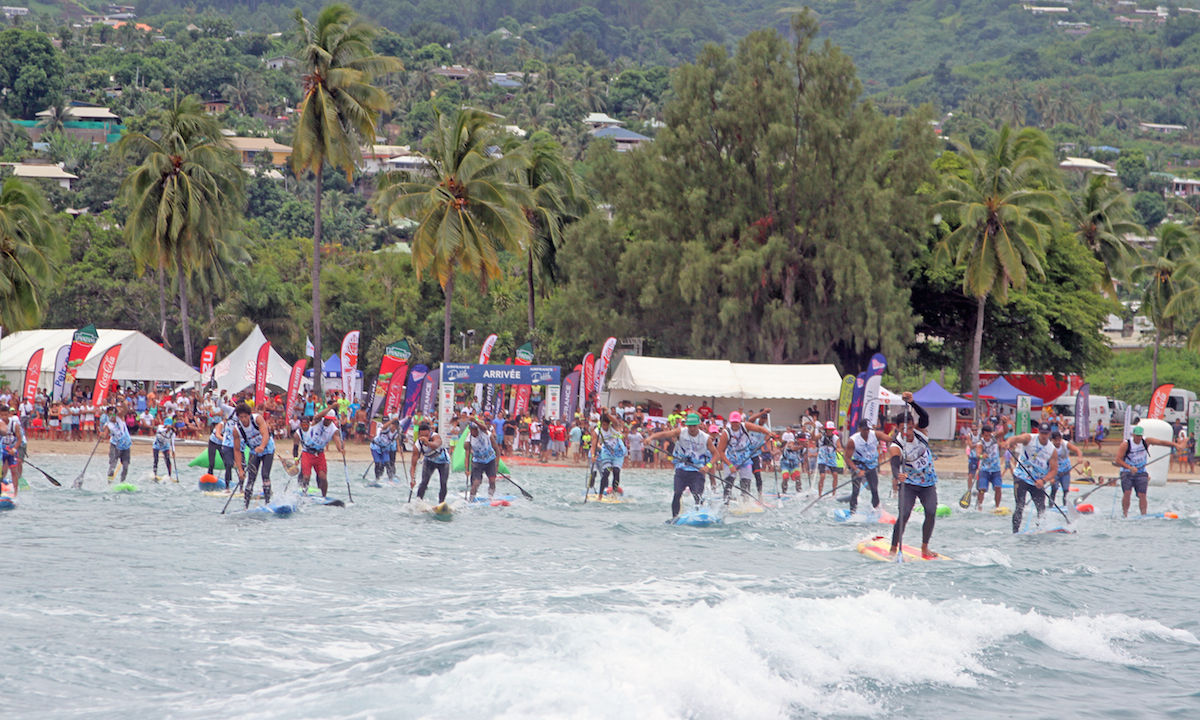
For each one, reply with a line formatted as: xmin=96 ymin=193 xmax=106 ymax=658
xmin=674 ymin=508 xmax=722 ymax=526
xmin=241 ymin=502 xmax=298 ymax=516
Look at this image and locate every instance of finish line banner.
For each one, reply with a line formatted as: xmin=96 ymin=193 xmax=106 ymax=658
xmin=441 ymin=363 xmax=561 ymax=385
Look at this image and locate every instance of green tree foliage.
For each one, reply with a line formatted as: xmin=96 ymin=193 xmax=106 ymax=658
xmin=1132 ymin=191 xmax=1167 ymax=230
xmin=0 ymin=28 xmax=66 ymax=119
xmin=1136 ymin=223 xmax=1200 ymax=387
xmin=0 ymin=177 xmax=62 ymax=331
xmin=1063 ymin=174 xmax=1143 ymax=297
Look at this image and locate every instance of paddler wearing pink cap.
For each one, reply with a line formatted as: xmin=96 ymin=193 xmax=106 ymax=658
xmin=296 ymin=408 xmax=346 ymax=497
xmin=816 ymin=420 xmax=844 ymax=496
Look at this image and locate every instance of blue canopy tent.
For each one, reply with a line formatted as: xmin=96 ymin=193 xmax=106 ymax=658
xmin=963 ymin=376 xmax=1044 ymax=407
xmin=304 ymin=355 xmax=364 ymax=399
xmin=912 ymin=381 xmax=973 ymax=439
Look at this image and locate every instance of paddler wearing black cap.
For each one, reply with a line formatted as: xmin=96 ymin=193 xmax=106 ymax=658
xmin=1004 ymin=422 xmax=1058 ymax=533
xmin=844 ymin=419 xmax=892 ymax=514
xmin=715 ymin=411 xmax=776 ymax=501
xmin=465 ymin=417 xmax=503 ymax=501
xmin=589 ymin=411 xmax=628 ymax=498
xmin=1115 ymin=425 xmax=1183 ymax=517
xmin=233 ymin=402 xmax=276 ymax=509
xmin=410 ymin=421 xmax=451 ymax=503
xmin=296 ymin=408 xmax=345 ymax=497
xmin=644 ymin=412 xmax=718 ymax=519
xmin=888 ymin=392 xmax=941 ymax=560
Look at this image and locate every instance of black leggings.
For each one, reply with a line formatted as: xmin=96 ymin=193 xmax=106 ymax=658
xmin=208 ymin=441 xmax=234 ymax=487
xmin=1012 ymin=480 xmax=1046 ymax=533
xmin=153 ymin=448 xmax=173 ymax=476
xmin=892 ymin=483 xmax=937 ymax=547
xmin=850 ymin=468 xmax=880 ymax=513
xmin=242 ymin=452 xmax=273 ymax=507
xmin=672 ymin=469 xmax=705 ymax=517
xmin=598 ymin=467 xmax=621 ymax=496
xmin=419 ymin=461 xmax=449 ymax=502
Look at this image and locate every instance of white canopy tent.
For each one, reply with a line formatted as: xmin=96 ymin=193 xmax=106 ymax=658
xmin=604 ymin=356 xmax=843 ymax=427
xmin=0 ymin=328 xmax=199 ymax=391
xmin=205 ymin=325 xmax=297 ymax=394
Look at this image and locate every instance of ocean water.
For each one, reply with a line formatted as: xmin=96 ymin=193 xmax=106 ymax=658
xmin=3 ymin=456 xmax=1199 ymax=719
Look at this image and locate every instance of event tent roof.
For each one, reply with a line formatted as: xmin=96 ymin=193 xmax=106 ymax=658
xmin=607 ymin=356 xmax=842 ymax=401
xmin=912 ymin=380 xmax=974 ymax=409
xmin=206 ymin=325 xmax=295 ymax=394
xmin=0 ymin=328 xmax=199 ymax=385
xmin=963 ymin=376 xmax=1044 ymax=407
xmin=303 ymin=355 xmax=364 ymax=378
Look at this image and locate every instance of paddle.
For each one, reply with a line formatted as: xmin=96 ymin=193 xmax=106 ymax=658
xmin=72 ymin=436 xmax=104 ymax=489
xmin=582 ymin=452 xmax=596 ymax=504
xmin=21 ymin=459 xmax=62 ymax=487
xmin=645 ymin=444 xmax=765 ymax=505
xmin=340 ymin=454 xmax=354 ymax=504
xmin=1075 ymin=476 xmax=1118 ymax=505
xmin=498 ymin=472 xmax=534 ymax=501
xmin=220 ymin=475 xmax=245 ymax=515
xmin=1012 ymin=455 xmax=1071 ymax=527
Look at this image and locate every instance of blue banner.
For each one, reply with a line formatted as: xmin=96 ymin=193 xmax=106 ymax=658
xmin=1075 ymin=382 xmax=1090 ymax=443
xmin=560 ymin=370 xmax=579 ymax=421
xmin=401 ymin=364 xmax=428 ymax=418
xmin=440 ymin=363 xmax=561 ymax=385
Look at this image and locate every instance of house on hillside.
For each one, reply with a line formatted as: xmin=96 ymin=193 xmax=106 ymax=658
xmin=433 ymin=66 xmax=475 ymax=81
xmin=203 ymin=99 xmax=230 ymax=114
xmin=584 ymin=112 xmax=624 ymax=129
xmin=21 ymin=104 xmax=123 ymax=144
xmin=1 ymin=163 xmax=79 ymax=190
xmin=1023 ymin=5 xmax=1069 ymax=14
xmin=265 ymin=56 xmax=297 ymax=71
xmin=360 ymin=144 xmax=412 ymax=175
xmin=1059 ymin=156 xmax=1117 ymax=176
xmin=226 ymin=137 xmax=292 ymax=167
xmin=1139 ymin=122 xmax=1187 ymax=134
xmin=589 ymin=126 xmax=651 ymax=152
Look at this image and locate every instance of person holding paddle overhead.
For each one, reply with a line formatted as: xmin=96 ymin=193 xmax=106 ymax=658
xmin=715 ymin=412 xmax=775 ymax=502
xmin=233 ymin=403 xmax=276 ymax=509
xmin=974 ymin=422 xmax=1008 ymax=511
xmin=410 ymin=422 xmax=451 ymax=503
xmin=888 ymin=393 xmax=941 ymax=560
xmin=101 ymin=405 xmax=133 ymax=485
xmin=465 ymin=418 xmax=503 ymax=501
xmin=1115 ymin=425 xmax=1183 ymax=517
xmin=845 ymin=419 xmax=891 ymax=515
xmin=590 ymin=412 xmax=629 ymax=498
xmin=0 ymin=406 xmax=26 ymax=497
xmin=1004 ymin=423 xmax=1058 ymax=533
xmin=1048 ymin=430 xmax=1084 ymax=506
xmin=644 ymin=412 xmax=718 ymax=520
xmin=297 ymin=410 xmax=345 ymax=497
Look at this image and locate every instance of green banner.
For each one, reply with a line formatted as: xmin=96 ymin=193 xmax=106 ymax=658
xmin=1016 ymin=395 xmax=1031 ymax=435
xmin=838 ymin=374 xmax=854 ymax=429
xmin=1189 ymin=401 xmax=1200 ymax=439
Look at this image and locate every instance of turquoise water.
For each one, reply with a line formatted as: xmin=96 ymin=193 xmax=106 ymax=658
xmin=4 ymin=457 xmax=1199 ymax=719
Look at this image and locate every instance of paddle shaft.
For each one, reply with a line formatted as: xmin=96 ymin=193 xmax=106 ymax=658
xmin=22 ymin=458 xmax=62 ymax=487
xmin=341 ymin=454 xmax=353 ymax=503
xmin=220 ymin=476 xmax=244 ymax=515
xmin=645 ymin=443 xmax=763 ymax=504
xmin=1012 ymin=455 xmax=1071 ymax=525
xmin=498 ymin=473 xmax=534 ymax=500
xmin=72 ymin=436 xmax=104 ymax=488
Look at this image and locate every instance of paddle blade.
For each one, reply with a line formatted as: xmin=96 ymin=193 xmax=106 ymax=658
xmin=958 ymin=490 xmax=971 ymax=509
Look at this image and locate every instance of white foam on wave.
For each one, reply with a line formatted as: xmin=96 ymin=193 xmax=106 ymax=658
xmin=190 ymin=589 xmax=1198 ymax=720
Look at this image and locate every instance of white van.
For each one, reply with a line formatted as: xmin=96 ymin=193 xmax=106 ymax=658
xmin=1108 ymin=398 xmax=1129 ymax=426
xmin=1164 ymin=389 xmax=1197 ymax=424
xmin=1048 ymin=393 xmax=1112 ymax=430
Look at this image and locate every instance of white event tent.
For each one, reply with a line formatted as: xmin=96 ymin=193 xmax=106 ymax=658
xmin=205 ymin=325 xmax=297 ymax=395
xmin=0 ymin=328 xmax=199 ymax=391
xmin=604 ymin=356 xmax=843 ymax=427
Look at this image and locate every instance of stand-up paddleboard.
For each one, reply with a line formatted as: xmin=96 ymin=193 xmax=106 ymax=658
xmin=834 ymin=508 xmax=897 ymax=524
xmin=470 ymin=494 xmax=515 ymax=506
xmin=988 ymin=506 xmax=1013 ymax=516
xmin=763 ymin=493 xmax=793 ymax=502
xmin=0 ymin=494 xmax=15 ymax=511
xmin=198 ymin=473 xmax=228 ymax=492
xmin=728 ymin=500 xmax=766 ymax=516
xmin=674 ymin=507 xmax=722 ymax=526
xmin=239 ymin=501 xmax=298 ymax=516
xmin=1127 ymin=511 xmax=1179 ymax=520
xmin=304 ymin=495 xmax=345 ymax=507
xmin=1019 ymin=526 xmax=1075 ymax=534
xmin=908 ymin=504 xmax=952 ymax=518
xmin=583 ymin=491 xmax=632 ymax=504
xmin=112 ymin=483 xmax=138 ymax=493
xmin=857 ymin=535 xmax=950 ymax=562
xmin=431 ymin=502 xmax=453 ymax=520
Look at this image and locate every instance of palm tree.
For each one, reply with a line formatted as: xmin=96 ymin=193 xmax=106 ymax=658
xmin=0 ymin=177 xmax=61 ymax=331
xmin=1063 ymin=174 xmax=1143 ymax=297
xmin=221 ymin=72 xmax=266 ymax=114
xmin=506 ymin=132 xmax=588 ymax=331
xmin=579 ymin=70 xmax=607 ymax=112
xmin=292 ymin=2 xmax=401 ymax=392
xmin=1002 ymin=81 xmax=1026 ymax=128
xmin=372 ymin=107 xmax=531 ymax=360
xmin=934 ymin=125 xmax=1061 ymax=418
xmin=118 ymin=94 xmax=245 ymax=366
xmin=0 ymin=111 xmax=30 ymax=154
xmin=37 ymin=98 xmax=72 ymax=136
xmin=1138 ymin=224 xmax=1200 ymax=387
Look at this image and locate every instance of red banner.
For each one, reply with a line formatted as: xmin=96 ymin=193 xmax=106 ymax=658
xmin=285 ymin=359 xmax=307 ymax=420
xmin=200 ymin=344 xmax=218 ymax=375
xmin=23 ymin=349 xmax=43 ymax=404
xmin=513 ymin=342 xmax=534 ymax=416
xmin=582 ymin=352 xmax=595 ymax=410
xmin=254 ymin=342 xmax=270 ymax=408
xmin=92 ymin=344 xmax=122 ymax=407
xmin=383 ymin=360 xmax=409 ymax=416
xmin=474 ymin=332 xmax=498 ymax=407
xmin=1148 ymin=383 xmax=1174 ymax=420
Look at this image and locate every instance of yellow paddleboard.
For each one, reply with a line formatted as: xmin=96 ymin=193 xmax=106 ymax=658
xmin=856 ymin=536 xmax=950 ymax=562
xmin=989 ymin=506 xmax=1013 ymax=516
xmin=728 ymin=501 xmax=766 ymax=515
xmin=432 ymin=502 xmax=453 ymax=520
xmin=585 ymin=493 xmax=631 ymax=504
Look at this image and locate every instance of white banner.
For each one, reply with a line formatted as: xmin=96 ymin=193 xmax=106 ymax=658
xmin=340 ymin=331 xmax=360 ymax=399
xmin=439 ymin=381 xmax=455 ymax=434
xmin=546 ymin=384 xmax=561 ymax=420
xmin=474 ymin=333 xmax=498 ymax=408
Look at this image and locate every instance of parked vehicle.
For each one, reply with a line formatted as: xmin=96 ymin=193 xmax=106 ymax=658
xmin=1164 ymin=389 xmax=1197 ymax=424
xmin=1048 ymin=393 xmax=1112 ymax=430
xmin=1108 ymin=398 xmax=1129 ymax=426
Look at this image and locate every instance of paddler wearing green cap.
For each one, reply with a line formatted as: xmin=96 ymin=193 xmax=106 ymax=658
xmin=1115 ymin=425 xmax=1183 ymax=517
xmin=643 ymin=413 xmax=718 ymax=520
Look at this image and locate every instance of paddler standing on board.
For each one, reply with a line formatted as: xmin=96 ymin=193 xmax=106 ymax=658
xmin=778 ymin=428 xmax=802 ymax=493
xmin=844 ymin=419 xmax=891 ymax=515
xmin=888 ymin=392 xmax=941 ymax=560
xmin=151 ymin=417 xmax=178 ymax=481
xmin=101 ymin=405 xmax=133 ymax=485
xmin=1004 ymin=422 xmax=1058 ymax=533
xmin=296 ymin=409 xmax=345 ymax=497
xmin=974 ymin=423 xmax=1006 ymax=511
xmin=233 ymin=402 xmax=277 ymax=509
xmin=715 ymin=411 xmax=775 ymax=502
xmin=816 ymin=421 xmax=841 ymax=496
xmin=1115 ymin=425 xmax=1183 ymax=517
xmin=410 ymin=422 xmax=451 ymax=503
xmin=644 ymin=412 xmax=716 ymax=520
xmin=369 ymin=414 xmax=400 ymax=485
xmin=589 ymin=412 xmax=628 ymax=498
xmin=1048 ymin=429 xmax=1084 ymax=506
xmin=465 ymin=418 xmax=503 ymax=501
xmin=0 ymin=405 xmax=26 ymax=497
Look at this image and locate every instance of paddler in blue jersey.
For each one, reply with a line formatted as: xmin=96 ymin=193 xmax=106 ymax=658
xmin=1048 ymin=429 xmax=1085 ymax=506
xmin=296 ymin=409 xmax=345 ymax=497
xmin=715 ymin=411 xmax=775 ymax=502
xmin=101 ymin=405 xmax=133 ymax=486
xmin=369 ymin=414 xmax=400 ymax=485
xmin=1114 ymin=425 xmax=1183 ymax=517
xmin=464 ymin=418 xmax=503 ymax=501
xmin=589 ymin=412 xmax=628 ymax=498
xmin=0 ymin=405 xmax=26 ymax=497
xmin=232 ymin=402 xmax=277 ymax=509
xmin=643 ymin=412 xmax=717 ymax=520
xmin=1004 ymin=422 xmax=1059 ymax=533
xmin=843 ymin=419 xmax=892 ymax=515
xmin=888 ymin=392 xmax=941 ymax=559
xmin=410 ymin=422 xmax=451 ymax=503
